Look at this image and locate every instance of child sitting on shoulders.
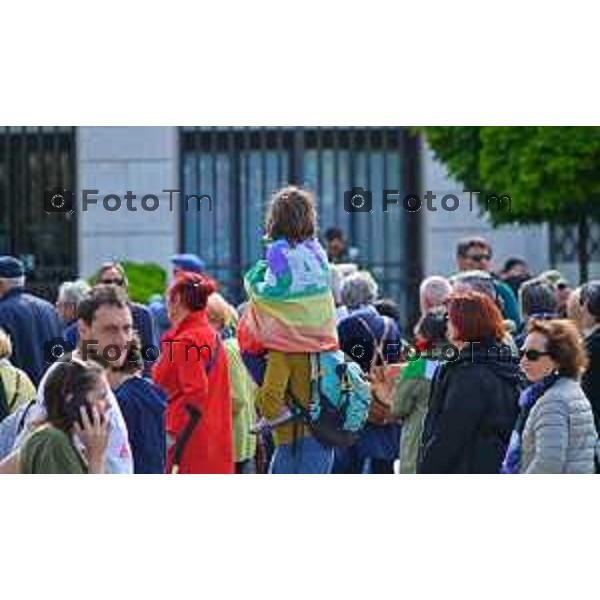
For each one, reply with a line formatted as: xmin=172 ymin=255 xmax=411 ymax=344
xmin=238 ymin=187 xmax=338 ymax=442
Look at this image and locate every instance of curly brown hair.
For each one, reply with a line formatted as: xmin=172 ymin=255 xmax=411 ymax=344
xmin=265 ymin=186 xmax=318 ymax=244
xmin=527 ymin=319 xmax=588 ymax=378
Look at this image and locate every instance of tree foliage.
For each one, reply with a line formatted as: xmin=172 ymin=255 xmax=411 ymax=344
xmin=89 ymin=260 xmax=167 ymax=303
xmin=419 ymin=126 xmax=600 ymax=226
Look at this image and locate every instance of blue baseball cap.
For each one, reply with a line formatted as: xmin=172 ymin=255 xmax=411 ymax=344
xmin=171 ymin=254 xmax=205 ymax=274
xmin=0 ymin=256 xmax=25 ymax=278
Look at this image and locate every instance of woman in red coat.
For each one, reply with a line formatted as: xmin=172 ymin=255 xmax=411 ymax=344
xmin=153 ymin=272 xmax=234 ymax=474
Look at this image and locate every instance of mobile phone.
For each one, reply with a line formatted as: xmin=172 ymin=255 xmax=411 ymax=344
xmin=65 ymin=394 xmax=96 ymax=429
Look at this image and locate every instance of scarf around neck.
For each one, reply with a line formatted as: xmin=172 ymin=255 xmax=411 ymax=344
xmin=501 ymin=371 xmax=561 ymax=474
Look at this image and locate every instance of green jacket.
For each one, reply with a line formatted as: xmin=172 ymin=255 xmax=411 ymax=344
xmin=20 ymin=426 xmax=87 ymax=474
xmin=0 ymin=360 xmax=36 ymax=416
xmin=224 ymin=338 xmax=257 ymax=463
xmin=392 ymin=356 xmax=440 ymax=474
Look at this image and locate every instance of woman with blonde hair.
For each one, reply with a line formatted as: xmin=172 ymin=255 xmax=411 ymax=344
xmin=0 ymin=328 xmax=36 ymax=423
xmin=208 ymin=293 xmax=258 ymax=474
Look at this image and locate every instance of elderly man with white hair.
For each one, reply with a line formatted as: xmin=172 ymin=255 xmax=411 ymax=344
xmin=0 ymin=256 xmax=63 ymax=385
xmin=56 ymin=279 xmax=92 ymax=349
xmin=419 ymin=276 xmax=452 ymax=315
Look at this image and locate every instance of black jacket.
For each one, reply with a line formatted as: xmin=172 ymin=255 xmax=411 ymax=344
xmin=0 ymin=287 xmax=63 ymax=385
xmin=581 ymin=327 xmax=600 ymax=433
xmin=417 ymin=343 xmax=521 ymax=474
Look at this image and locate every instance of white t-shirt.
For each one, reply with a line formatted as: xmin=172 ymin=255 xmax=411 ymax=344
xmin=16 ymin=358 xmax=133 ymax=475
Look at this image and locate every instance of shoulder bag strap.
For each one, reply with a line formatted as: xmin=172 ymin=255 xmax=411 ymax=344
xmin=8 ymin=371 xmax=21 ymax=413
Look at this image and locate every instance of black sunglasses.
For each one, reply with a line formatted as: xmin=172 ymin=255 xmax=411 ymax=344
xmin=466 ymin=253 xmax=491 ymax=263
xmin=99 ymin=278 xmax=125 ymax=287
xmin=519 ymin=348 xmax=552 ymax=361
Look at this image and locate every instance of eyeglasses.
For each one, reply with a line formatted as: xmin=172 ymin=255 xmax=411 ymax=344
xmin=519 ymin=348 xmax=552 ymax=361
xmin=466 ymin=253 xmax=491 ymax=263
xmin=99 ymin=279 xmax=125 ymax=287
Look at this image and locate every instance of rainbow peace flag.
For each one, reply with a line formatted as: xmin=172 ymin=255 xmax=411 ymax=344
xmin=241 ymin=259 xmax=339 ymax=353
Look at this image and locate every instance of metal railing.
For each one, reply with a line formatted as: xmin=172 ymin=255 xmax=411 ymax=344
xmin=0 ymin=126 xmax=77 ymax=300
xmin=179 ymin=126 xmax=422 ymax=329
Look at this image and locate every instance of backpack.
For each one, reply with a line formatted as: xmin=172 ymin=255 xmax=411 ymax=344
xmin=288 ymin=350 xmax=372 ymax=448
xmin=355 ymin=315 xmax=399 ymax=425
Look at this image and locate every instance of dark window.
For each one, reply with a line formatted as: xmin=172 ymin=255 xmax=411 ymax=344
xmin=0 ymin=126 xmax=77 ymax=300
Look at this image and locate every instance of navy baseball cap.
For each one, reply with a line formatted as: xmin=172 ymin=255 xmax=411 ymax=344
xmin=171 ymin=254 xmax=205 ymax=274
xmin=0 ymin=256 xmax=25 ymax=278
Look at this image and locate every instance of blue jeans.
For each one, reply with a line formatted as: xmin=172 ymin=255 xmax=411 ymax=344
xmin=333 ymin=424 xmax=400 ymax=474
xmin=269 ymin=437 xmax=335 ymax=474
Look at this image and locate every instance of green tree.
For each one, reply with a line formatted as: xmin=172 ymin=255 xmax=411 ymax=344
xmin=419 ymin=126 xmax=600 ymax=281
xmin=90 ymin=260 xmax=167 ymax=303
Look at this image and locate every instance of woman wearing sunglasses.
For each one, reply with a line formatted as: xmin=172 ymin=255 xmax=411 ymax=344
xmin=502 ymin=319 xmax=598 ymax=474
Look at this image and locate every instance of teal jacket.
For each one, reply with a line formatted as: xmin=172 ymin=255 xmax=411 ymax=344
xmin=493 ymin=277 xmax=521 ymax=328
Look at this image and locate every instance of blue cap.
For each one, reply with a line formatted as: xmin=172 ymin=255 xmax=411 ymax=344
xmin=0 ymin=256 xmax=25 ymax=279
xmin=171 ymin=254 xmax=205 ymax=274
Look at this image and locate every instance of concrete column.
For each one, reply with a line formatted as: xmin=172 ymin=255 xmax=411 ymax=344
xmin=76 ymin=126 xmax=180 ymax=278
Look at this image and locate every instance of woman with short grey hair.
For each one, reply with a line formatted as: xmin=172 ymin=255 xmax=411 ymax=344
xmin=56 ymin=279 xmax=92 ymax=325
xmin=56 ymin=279 xmax=92 ymax=351
xmin=451 ymin=269 xmax=497 ymax=301
xmin=419 ymin=276 xmax=451 ymax=314
xmin=340 ymin=271 xmax=379 ymax=312
xmin=336 ymin=270 xmax=401 ymax=474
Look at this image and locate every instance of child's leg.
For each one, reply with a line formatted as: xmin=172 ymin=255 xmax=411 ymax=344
xmin=254 ymin=351 xmax=292 ymax=422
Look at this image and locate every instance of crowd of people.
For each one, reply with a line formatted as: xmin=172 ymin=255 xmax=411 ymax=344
xmin=0 ymin=186 xmax=599 ymax=474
